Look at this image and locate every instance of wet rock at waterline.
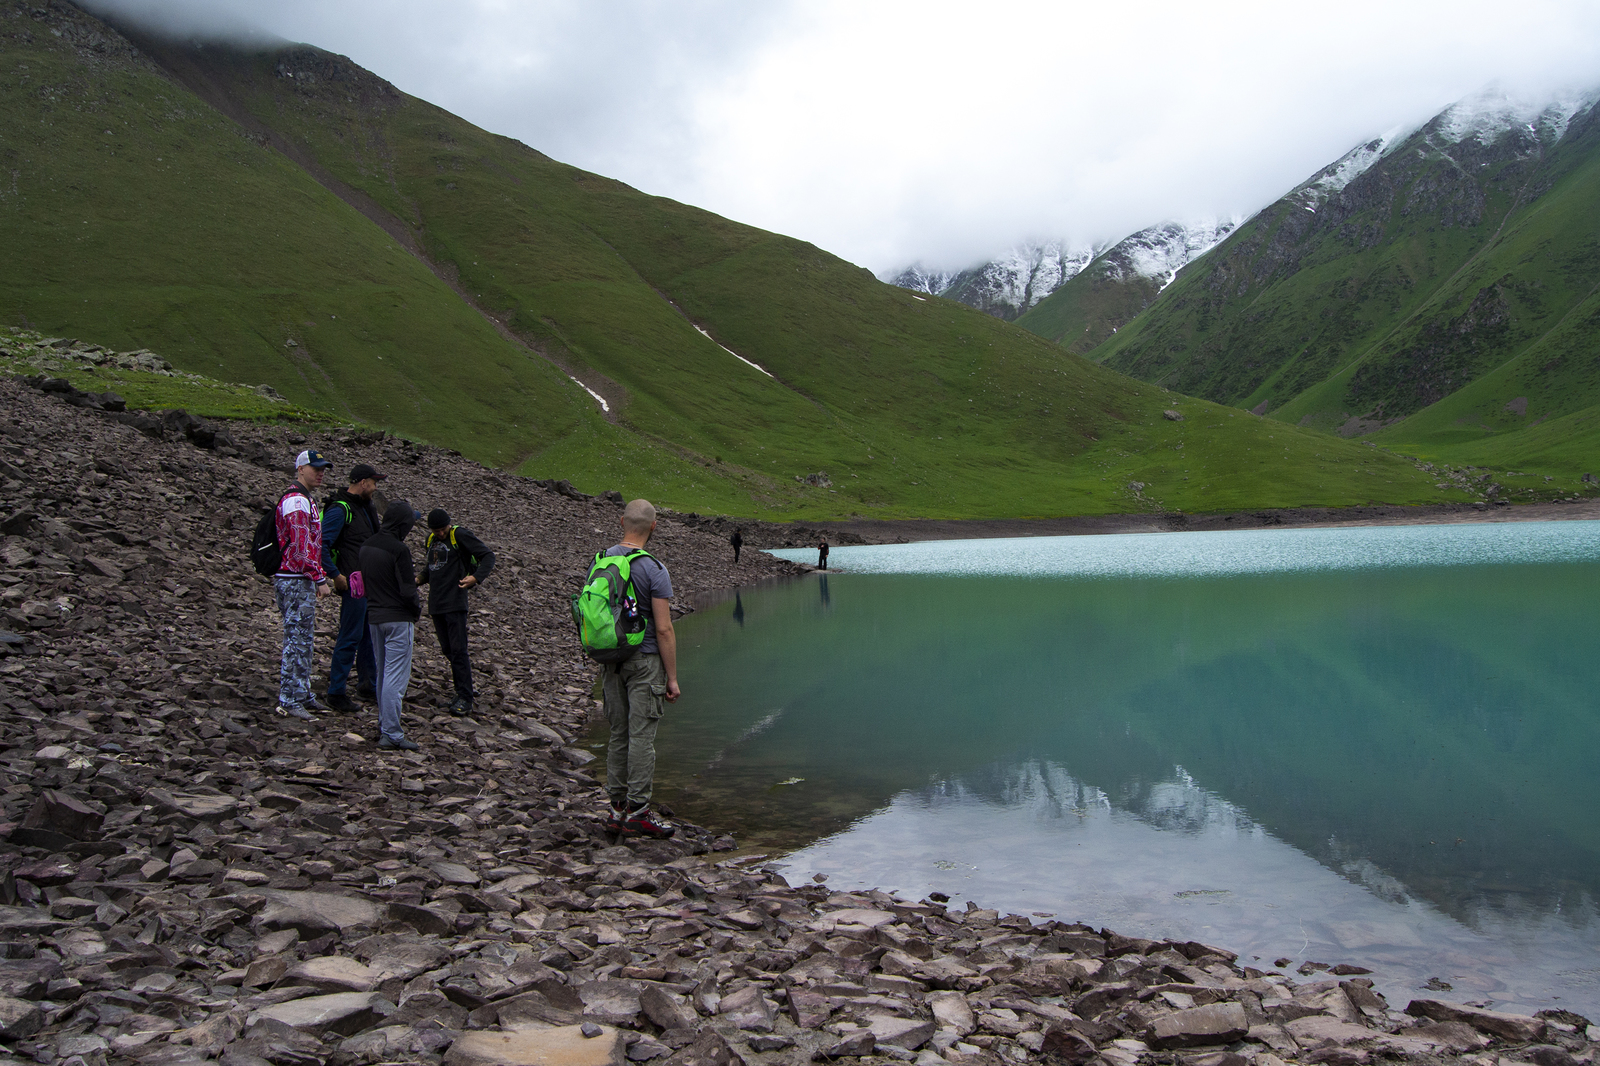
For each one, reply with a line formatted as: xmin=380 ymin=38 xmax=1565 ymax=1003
xmin=0 ymin=378 xmax=1592 ymax=1064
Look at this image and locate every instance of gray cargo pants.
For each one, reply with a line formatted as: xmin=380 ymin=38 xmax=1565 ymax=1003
xmin=603 ymin=653 xmax=668 ymax=808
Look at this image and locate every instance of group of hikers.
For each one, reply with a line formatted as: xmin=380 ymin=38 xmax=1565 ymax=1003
xmin=264 ymin=448 xmax=680 ymax=838
xmin=265 ymin=449 xmax=496 ymax=751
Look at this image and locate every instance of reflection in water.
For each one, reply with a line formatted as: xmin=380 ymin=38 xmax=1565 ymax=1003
xmin=732 ymin=592 xmax=745 ymax=628
xmin=819 ymin=574 xmax=830 ymax=609
xmin=655 ymin=523 xmax=1600 ymax=1013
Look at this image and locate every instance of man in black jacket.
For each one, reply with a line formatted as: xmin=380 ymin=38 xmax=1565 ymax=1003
xmin=420 ymin=508 xmax=496 ymax=717
xmin=360 ymin=500 xmax=421 ymax=751
xmin=320 ymin=464 xmax=384 ymax=712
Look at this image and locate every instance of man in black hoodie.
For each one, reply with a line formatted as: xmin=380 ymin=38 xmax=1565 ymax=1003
xmin=419 ymin=508 xmax=496 ymax=716
xmin=320 ymin=464 xmax=384 ymax=712
xmin=360 ymin=500 xmax=421 ymax=751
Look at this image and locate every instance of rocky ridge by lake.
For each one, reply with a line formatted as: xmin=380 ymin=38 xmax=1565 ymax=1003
xmin=0 ymin=377 xmax=1592 ymax=1066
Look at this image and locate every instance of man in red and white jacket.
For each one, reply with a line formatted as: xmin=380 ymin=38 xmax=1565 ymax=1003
xmin=274 ymin=449 xmax=333 ymax=719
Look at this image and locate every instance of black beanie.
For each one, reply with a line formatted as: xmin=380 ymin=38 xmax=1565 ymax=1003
xmin=428 ymin=508 xmax=451 ymax=529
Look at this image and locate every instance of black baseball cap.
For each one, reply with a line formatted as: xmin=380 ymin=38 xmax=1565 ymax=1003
xmin=349 ymin=464 xmax=386 ymax=483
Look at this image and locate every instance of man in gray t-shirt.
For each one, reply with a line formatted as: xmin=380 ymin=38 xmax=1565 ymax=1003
xmin=601 ymin=499 xmax=680 ymax=838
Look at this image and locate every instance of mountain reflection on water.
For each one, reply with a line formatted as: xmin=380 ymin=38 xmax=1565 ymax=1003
xmin=648 ymin=522 xmax=1600 ymax=1013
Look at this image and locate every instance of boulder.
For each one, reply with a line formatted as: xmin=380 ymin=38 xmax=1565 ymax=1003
xmin=867 ymin=1013 xmax=936 ymax=1050
xmin=0 ymin=994 xmax=43 ymax=1039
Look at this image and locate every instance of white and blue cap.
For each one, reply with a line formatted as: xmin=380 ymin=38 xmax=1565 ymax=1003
xmin=294 ymin=449 xmax=333 ymax=470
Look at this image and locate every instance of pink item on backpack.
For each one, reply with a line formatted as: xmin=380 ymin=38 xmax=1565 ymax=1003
xmin=348 ymin=571 xmax=365 ymax=598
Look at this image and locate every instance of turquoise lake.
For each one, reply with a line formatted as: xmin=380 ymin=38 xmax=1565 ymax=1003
xmin=642 ymin=521 xmax=1600 ymax=1015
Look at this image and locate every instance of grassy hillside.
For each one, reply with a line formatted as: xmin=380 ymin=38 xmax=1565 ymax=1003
xmin=1014 ymin=263 xmax=1163 ymax=354
xmin=0 ymin=3 xmax=1483 ymax=517
xmin=1082 ymin=98 xmax=1600 ymax=481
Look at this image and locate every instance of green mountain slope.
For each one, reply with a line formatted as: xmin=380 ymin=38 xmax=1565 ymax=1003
xmin=0 ymin=2 xmax=1474 ymax=516
xmin=1084 ymin=95 xmax=1600 ymax=479
xmin=1013 ymin=260 xmax=1162 ymax=354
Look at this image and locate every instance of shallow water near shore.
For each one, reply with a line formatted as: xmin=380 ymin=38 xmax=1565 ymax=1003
xmin=634 ymin=520 xmax=1600 ymax=1015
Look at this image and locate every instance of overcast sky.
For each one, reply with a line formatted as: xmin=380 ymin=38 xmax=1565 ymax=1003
xmin=86 ymin=0 xmax=1600 ymax=274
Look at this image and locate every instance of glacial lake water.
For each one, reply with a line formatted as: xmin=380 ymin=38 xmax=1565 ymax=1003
xmin=635 ymin=521 xmax=1600 ymax=1016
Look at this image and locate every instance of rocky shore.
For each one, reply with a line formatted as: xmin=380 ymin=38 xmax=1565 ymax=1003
xmin=0 ymin=377 xmax=1593 ymax=1066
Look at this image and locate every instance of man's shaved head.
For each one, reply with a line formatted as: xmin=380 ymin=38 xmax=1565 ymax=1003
xmin=622 ymin=499 xmax=657 ymax=535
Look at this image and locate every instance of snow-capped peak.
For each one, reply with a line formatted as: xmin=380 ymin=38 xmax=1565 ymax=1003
xmin=1097 ymin=217 xmax=1245 ymax=290
xmin=1431 ymin=85 xmax=1600 ymax=147
xmin=887 ymin=264 xmax=959 ymax=296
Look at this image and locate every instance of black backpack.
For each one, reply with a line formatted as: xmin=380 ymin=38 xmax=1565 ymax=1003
xmin=250 ymin=486 xmax=307 ymax=576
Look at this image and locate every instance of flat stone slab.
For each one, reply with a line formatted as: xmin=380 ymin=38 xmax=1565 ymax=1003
xmin=431 ymin=861 xmax=481 ymax=885
xmin=867 ymin=1013 xmax=936 ymax=1050
xmin=253 ymin=992 xmax=393 ymax=1037
xmin=1149 ymin=1002 xmax=1250 ymax=1049
xmin=1405 ymin=999 xmax=1547 ymax=1043
xmin=815 ymin=907 xmax=897 ymax=930
xmin=252 ymin=889 xmax=382 ymax=935
xmin=1286 ymin=1016 xmax=1379 ymax=1048
xmin=445 ymin=1024 xmax=624 ymax=1066
xmin=0 ymin=994 xmax=43 ymax=1039
xmin=285 ymin=956 xmax=377 ymax=993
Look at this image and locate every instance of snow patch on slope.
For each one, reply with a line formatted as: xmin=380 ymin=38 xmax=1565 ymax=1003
xmin=1291 ymin=127 xmax=1405 ymax=210
xmin=694 ymin=325 xmax=774 ymax=378
xmin=1097 ymin=217 xmax=1245 ymax=290
xmin=887 ymin=265 xmax=959 ymax=296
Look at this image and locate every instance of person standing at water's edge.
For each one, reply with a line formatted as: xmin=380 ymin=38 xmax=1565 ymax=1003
xmin=730 ymin=528 xmax=742 ymax=565
xmin=818 ymin=538 xmax=829 ymax=570
xmin=602 ymin=499 xmax=679 ymax=838
xmin=273 ymin=450 xmax=333 ymax=720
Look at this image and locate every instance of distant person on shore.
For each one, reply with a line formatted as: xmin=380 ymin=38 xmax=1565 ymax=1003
xmin=420 ymin=508 xmax=496 ymax=717
xmin=360 ymin=500 xmax=421 ymax=751
xmin=818 ymin=538 xmax=830 ymax=570
xmin=273 ymin=449 xmax=333 ymax=720
xmin=320 ymin=463 xmax=384 ymax=713
xmin=730 ymin=528 xmax=743 ymax=564
xmin=602 ymin=499 xmax=680 ymax=838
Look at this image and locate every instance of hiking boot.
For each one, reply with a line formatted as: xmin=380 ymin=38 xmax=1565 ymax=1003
xmin=449 ymin=696 xmax=473 ymax=717
xmin=325 ymin=692 xmax=358 ymax=713
xmin=274 ymin=703 xmax=313 ymax=721
xmin=303 ymin=695 xmax=329 ymax=713
xmin=603 ymin=801 xmax=627 ymax=833
xmin=356 ymin=685 xmax=378 ymax=702
xmin=622 ymin=804 xmax=675 ymax=839
xmin=377 ymin=736 xmax=419 ymax=751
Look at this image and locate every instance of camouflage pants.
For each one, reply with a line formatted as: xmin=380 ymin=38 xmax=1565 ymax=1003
xmin=274 ymin=577 xmax=317 ymax=708
xmin=603 ymin=653 xmax=668 ymax=808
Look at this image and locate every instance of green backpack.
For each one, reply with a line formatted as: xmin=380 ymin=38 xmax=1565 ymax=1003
xmin=571 ymin=549 xmax=653 ymax=664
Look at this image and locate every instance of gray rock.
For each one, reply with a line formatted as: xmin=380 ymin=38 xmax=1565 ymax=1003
xmin=251 ymin=991 xmax=395 ymax=1037
xmin=1405 ymin=999 xmax=1547 ymax=1043
xmin=1149 ymin=1002 xmax=1251 ymax=1049
xmin=446 ymin=1025 xmax=625 ymax=1066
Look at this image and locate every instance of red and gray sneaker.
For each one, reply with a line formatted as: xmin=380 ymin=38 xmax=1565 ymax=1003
xmin=623 ymin=804 xmax=675 ymax=839
xmin=603 ymin=801 xmax=626 ymax=834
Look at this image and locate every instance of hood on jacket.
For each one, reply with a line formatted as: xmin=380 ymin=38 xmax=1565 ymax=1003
xmin=381 ymin=499 xmax=417 ymax=539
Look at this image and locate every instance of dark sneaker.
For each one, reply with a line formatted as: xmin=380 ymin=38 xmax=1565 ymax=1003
xmin=356 ymin=685 xmax=378 ymax=702
xmin=274 ymin=703 xmax=313 ymax=721
xmin=623 ymin=804 xmax=675 ymax=839
xmin=603 ymin=802 xmax=626 ymax=833
xmin=449 ymin=696 xmax=473 ymax=717
xmin=325 ymin=692 xmax=358 ymax=713
xmin=377 ymin=736 xmax=420 ymax=751
xmin=303 ymin=695 xmax=329 ymax=713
